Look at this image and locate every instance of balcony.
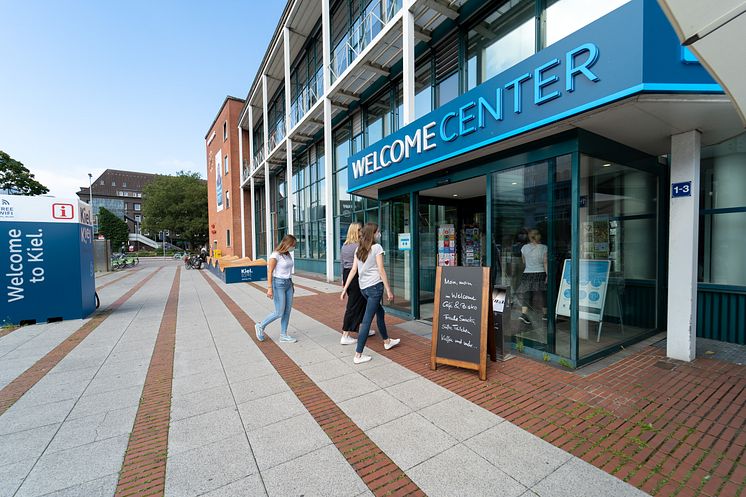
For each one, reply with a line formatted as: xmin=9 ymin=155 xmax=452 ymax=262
xmin=242 ymin=160 xmax=250 ymax=182
xmin=252 ymin=147 xmax=265 ymax=171
xmin=330 ymin=0 xmax=402 ymax=83
xmin=289 ymin=67 xmax=323 ymax=129
xmin=267 ymin=117 xmax=286 ymax=153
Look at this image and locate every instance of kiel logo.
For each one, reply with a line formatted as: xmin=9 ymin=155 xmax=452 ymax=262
xmin=52 ymin=203 xmax=74 ymax=220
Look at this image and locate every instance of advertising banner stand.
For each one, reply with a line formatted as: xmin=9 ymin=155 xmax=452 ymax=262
xmin=488 ymin=285 xmax=513 ymax=362
xmin=1 ymin=195 xmax=95 ymax=325
xmin=555 ymin=259 xmax=612 ymax=341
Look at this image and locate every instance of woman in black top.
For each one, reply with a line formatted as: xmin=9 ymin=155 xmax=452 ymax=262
xmin=340 ymin=223 xmax=369 ymax=345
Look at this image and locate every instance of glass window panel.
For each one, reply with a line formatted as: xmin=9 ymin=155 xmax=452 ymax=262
xmin=546 ymin=0 xmax=630 ymax=46
xmin=700 ymin=132 xmax=746 ymax=210
xmin=437 ymin=72 xmax=459 ymax=108
xmin=699 ymin=212 xmax=746 ymax=286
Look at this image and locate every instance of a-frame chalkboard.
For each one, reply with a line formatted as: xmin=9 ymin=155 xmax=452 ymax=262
xmin=430 ymin=266 xmax=490 ymax=381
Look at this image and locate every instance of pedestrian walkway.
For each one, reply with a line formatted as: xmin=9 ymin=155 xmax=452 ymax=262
xmin=0 ymin=258 xmax=743 ymax=497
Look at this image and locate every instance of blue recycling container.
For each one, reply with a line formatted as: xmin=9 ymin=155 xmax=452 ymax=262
xmin=1 ymin=195 xmax=96 ymax=325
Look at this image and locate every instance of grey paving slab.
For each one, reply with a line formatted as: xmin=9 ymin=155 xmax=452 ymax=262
xmin=262 ymin=445 xmax=367 ymax=497
xmin=316 ymin=371 xmax=380 ymax=404
xmin=418 ymin=396 xmax=502 ymax=441
xmin=237 ymin=391 xmax=306 ymax=432
xmin=45 ymin=406 xmax=137 ymax=454
xmin=171 ymin=371 xmax=228 ymax=399
xmin=165 ymin=433 xmax=259 ymax=497
xmin=0 ymin=458 xmax=36 ymax=497
xmin=168 ymin=406 xmax=244 ymax=456
xmin=248 ymin=413 xmax=331 ymax=471
xmin=0 ymin=399 xmax=75 ymax=436
xmin=230 ymin=373 xmax=289 ymax=405
xmin=464 ymin=422 xmax=572 ymax=488
xmin=10 ymin=378 xmax=89 ymax=410
xmin=530 ymin=457 xmax=650 ymax=497
xmin=170 ymin=384 xmax=235 ymax=421
xmin=303 ymin=358 xmax=356 ymax=383
xmin=408 ymin=443 xmax=527 ymax=497
xmin=386 ymin=376 xmax=453 ymax=410
xmin=359 ymin=361 xmax=419 ymax=388
xmin=15 ymin=434 xmax=129 ymax=497
xmin=0 ymin=423 xmax=59 ymax=467
xmin=41 ymin=366 xmax=100 ymax=387
xmin=84 ymin=369 xmax=148 ymax=396
xmin=338 ymin=389 xmax=412 ymax=431
xmin=290 ymin=275 xmax=341 ymax=293
xmin=200 ymin=474 xmax=267 ymax=497
xmin=34 ymin=473 xmax=118 ymax=497
xmin=66 ymin=384 xmax=143 ymax=420
xmin=367 ymin=412 xmax=457 ymax=470
xmin=519 ymin=490 xmax=541 ymax=497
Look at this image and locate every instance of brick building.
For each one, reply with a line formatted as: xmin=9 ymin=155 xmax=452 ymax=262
xmin=205 ymin=96 xmax=251 ymax=257
xmin=77 ymin=169 xmax=155 ymax=235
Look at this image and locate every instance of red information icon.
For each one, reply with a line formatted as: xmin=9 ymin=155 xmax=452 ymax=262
xmin=52 ymin=203 xmax=75 ymax=220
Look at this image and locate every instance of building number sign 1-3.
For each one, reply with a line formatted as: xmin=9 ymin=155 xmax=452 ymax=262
xmin=672 ymin=181 xmax=692 ymax=198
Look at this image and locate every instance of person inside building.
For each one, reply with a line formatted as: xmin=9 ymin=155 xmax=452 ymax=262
xmin=517 ymin=228 xmax=548 ymax=325
xmin=340 ymin=223 xmax=372 ymax=345
xmin=255 ymin=234 xmax=298 ymax=344
xmin=340 ymin=223 xmax=399 ymax=364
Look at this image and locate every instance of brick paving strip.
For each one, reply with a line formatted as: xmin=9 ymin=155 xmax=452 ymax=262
xmin=115 ymin=267 xmax=180 ymax=497
xmin=290 ymin=287 xmax=746 ymax=497
xmin=0 ymin=267 xmax=163 ymax=416
xmin=202 ymin=271 xmax=426 ymax=497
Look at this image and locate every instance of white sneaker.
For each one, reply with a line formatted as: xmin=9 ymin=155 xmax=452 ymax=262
xmin=369 ymin=329 xmax=376 ymax=336
xmin=384 ymin=338 xmax=400 ymax=350
xmin=353 ymin=354 xmax=372 ymax=364
xmin=340 ymin=335 xmax=356 ymax=345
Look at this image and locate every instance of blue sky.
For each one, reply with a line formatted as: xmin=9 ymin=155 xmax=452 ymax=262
xmin=0 ymin=0 xmax=286 ymax=198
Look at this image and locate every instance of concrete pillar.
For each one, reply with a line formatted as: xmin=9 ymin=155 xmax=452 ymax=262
xmin=322 ymin=0 xmax=335 ymax=282
xmin=283 ymin=26 xmax=294 ymax=239
xmin=667 ymin=130 xmax=701 ymax=362
xmin=250 ymin=177 xmax=257 ymax=259
xmin=248 ymin=106 xmax=256 ymax=258
xmin=262 ymin=74 xmax=272 ymax=256
xmin=402 ymin=0 xmax=415 ymax=126
xmin=238 ymin=125 xmax=246 ymax=258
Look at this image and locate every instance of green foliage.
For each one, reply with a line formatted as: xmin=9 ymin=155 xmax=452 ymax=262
xmin=142 ymin=171 xmax=207 ymax=246
xmin=558 ymin=358 xmax=573 ymax=368
xmin=98 ymin=207 xmax=129 ymax=250
xmin=0 ymin=151 xmax=49 ymax=195
xmin=515 ymin=339 xmax=525 ymax=353
xmin=543 ymin=352 xmax=550 ymax=362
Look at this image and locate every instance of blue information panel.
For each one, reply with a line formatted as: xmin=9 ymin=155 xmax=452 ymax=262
xmin=671 ymin=181 xmax=692 ymax=198
xmin=1 ymin=195 xmax=95 ymax=325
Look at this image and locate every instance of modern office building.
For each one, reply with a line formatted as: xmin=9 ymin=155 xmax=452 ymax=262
xmin=77 ymin=169 xmax=155 ymax=236
xmin=206 ymin=96 xmax=251 ymax=257
xmin=223 ymin=0 xmax=745 ymax=367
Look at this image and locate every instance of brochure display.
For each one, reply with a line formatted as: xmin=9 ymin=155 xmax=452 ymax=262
xmin=555 ymin=259 xmax=611 ymax=337
xmin=461 ymin=225 xmax=482 ymax=267
xmin=437 ymin=224 xmax=456 ymax=267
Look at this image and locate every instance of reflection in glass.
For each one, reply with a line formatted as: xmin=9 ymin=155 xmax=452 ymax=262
xmin=546 ymin=0 xmax=630 ymax=46
xmin=381 ymin=196 xmax=412 ymax=315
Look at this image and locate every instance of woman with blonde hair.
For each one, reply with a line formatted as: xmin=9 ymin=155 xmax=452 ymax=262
xmin=255 ymin=234 xmax=298 ymax=343
xmin=340 ymin=223 xmax=370 ymax=344
xmin=517 ymin=228 xmax=548 ymax=325
xmin=341 ymin=223 xmax=400 ymax=364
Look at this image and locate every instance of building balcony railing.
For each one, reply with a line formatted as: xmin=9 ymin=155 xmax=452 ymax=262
xmin=289 ymin=67 xmax=323 ymax=128
xmin=253 ymin=147 xmax=265 ymax=170
xmin=267 ymin=116 xmax=286 ymax=152
xmin=242 ymin=160 xmax=250 ymax=181
xmin=330 ymin=0 xmax=402 ymax=83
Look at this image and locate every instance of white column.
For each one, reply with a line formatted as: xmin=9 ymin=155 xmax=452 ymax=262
xmin=322 ymin=0 xmax=335 ymax=282
xmin=250 ymin=177 xmax=257 ymax=259
xmin=402 ymin=0 xmax=416 ymax=125
xmin=667 ymin=130 xmax=701 ymax=362
xmin=238 ymin=126 xmax=246 ymax=257
xmin=284 ymin=27 xmax=294 ymax=238
xmin=263 ymin=74 xmax=272 ymax=256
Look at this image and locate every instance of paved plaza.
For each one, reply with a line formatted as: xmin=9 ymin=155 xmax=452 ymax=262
xmin=0 ymin=259 xmax=744 ymax=497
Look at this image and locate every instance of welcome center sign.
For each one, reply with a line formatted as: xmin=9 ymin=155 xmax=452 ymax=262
xmin=347 ymin=0 xmax=719 ymax=194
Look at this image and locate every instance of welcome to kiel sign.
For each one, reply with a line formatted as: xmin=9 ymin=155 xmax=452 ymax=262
xmin=346 ymin=0 xmax=720 ymax=194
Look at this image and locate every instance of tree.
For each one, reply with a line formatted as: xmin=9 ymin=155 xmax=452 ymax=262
xmin=98 ymin=207 xmax=129 ymax=251
xmin=0 ymin=151 xmax=49 ymax=195
xmin=142 ymin=171 xmax=207 ymax=246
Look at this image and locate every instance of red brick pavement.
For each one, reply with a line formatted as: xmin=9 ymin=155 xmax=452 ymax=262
xmin=115 ymin=267 xmax=180 ymax=497
xmin=0 ymin=267 xmax=163 ymax=416
xmin=204 ymin=272 xmax=427 ymax=497
xmin=291 ymin=285 xmax=746 ymax=497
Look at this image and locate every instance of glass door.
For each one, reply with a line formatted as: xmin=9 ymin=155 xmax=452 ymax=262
xmin=381 ymin=195 xmax=412 ymax=315
xmin=418 ymin=198 xmax=458 ymax=320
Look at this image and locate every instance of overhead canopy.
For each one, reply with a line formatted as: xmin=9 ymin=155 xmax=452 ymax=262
xmin=657 ymin=0 xmax=746 ymax=125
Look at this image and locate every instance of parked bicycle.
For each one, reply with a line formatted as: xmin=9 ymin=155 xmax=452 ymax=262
xmin=184 ymin=254 xmax=203 ymax=270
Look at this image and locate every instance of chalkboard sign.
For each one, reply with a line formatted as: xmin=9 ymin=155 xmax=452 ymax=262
xmin=430 ymin=266 xmax=490 ymax=381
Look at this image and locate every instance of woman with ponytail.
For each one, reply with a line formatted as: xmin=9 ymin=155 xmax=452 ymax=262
xmin=340 ymin=223 xmax=400 ymax=364
xmin=255 ymin=234 xmax=298 ymax=343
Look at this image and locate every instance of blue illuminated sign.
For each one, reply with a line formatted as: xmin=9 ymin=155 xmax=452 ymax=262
xmin=347 ymin=0 xmax=720 ymax=193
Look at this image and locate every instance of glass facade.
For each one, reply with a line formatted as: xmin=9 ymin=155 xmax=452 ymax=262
xmin=292 ymin=144 xmax=327 ymax=261
xmin=254 ymin=185 xmax=267 ymax=259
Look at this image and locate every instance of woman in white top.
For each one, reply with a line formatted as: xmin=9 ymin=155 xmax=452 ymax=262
xmin=341 ymin=223 xmax=400 ymax=364
xmin=255 ymin=234 xmax=297 ymax=343
xmin=517 ymin=228 xmax=548 ymax=325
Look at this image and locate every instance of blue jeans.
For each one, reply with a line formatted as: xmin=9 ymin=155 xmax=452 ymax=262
xmin=260 ymin=277 xmax=294 ymax=336
xmin=357 ymin=282 xmax=389 ymax=354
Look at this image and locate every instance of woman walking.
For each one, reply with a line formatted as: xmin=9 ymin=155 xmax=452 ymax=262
xmin=517 ymin=228 xmax=548 ymax=325
xmin=340 ymin=223 xmax=373 ymax=345
xmin=340 ymin=223 xmax=400 ymax=364
xmin=255 ymin=234 xmax=298 ymax=343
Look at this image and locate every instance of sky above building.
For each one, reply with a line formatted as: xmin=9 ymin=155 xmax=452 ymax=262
xmin=0 ymin=0 xmax=286 ymax=198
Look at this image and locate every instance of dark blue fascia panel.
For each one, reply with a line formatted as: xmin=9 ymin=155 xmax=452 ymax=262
xmin=347 ymin=0 xmax=721 ymax=194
